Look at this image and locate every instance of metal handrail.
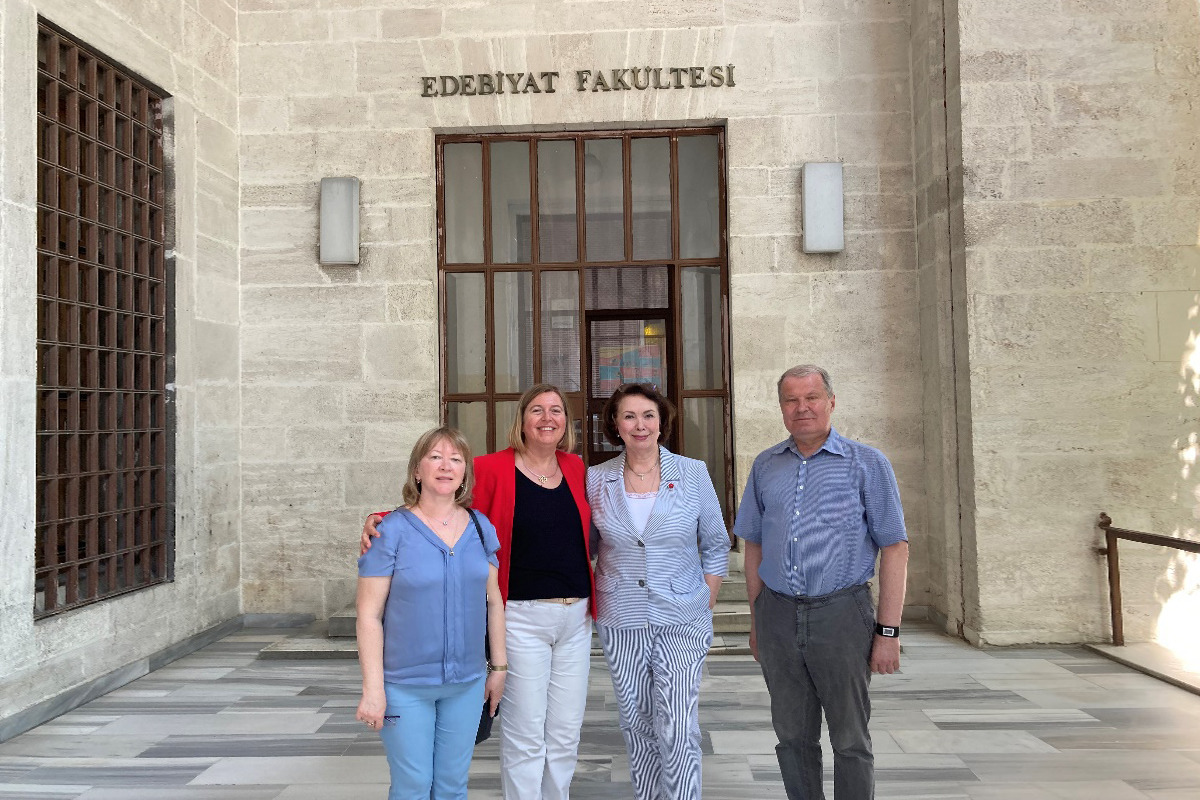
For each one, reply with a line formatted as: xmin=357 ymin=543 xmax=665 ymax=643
xmin=1096 ymin=512 xmax=1200 ymax=646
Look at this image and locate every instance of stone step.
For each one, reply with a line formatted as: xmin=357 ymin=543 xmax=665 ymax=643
xmin=328 ymin=582 xmax=748 ymax=639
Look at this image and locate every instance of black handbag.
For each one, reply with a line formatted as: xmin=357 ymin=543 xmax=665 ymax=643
xmin=468 ymin=510 xmax=498 ymax=745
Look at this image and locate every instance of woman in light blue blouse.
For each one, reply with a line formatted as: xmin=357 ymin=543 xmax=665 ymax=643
xmin=587 ymin=383 xmax=729 ymax=800
xmin=356 ymin=426 xmax=508 ymax=800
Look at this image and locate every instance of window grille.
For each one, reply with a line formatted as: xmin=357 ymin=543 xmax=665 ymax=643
xmin=35 ymin=20 xmax=172 ymax=618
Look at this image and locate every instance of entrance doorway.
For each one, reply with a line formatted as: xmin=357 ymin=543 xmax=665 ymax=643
xmin=585 ymin=311 xmax=671 ymax=465
xmin=436 ymin=129 xmax=733 ymax=521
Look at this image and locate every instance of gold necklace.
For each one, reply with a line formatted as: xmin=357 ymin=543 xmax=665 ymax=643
xmin=521 ymin=457 xmax=559 ymax=486
xmin=625 ymin=458 xmax=659 ymax=480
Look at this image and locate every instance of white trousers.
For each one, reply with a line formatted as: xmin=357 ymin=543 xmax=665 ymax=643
xmin=500 ymin=599 xmax=593 ymax=800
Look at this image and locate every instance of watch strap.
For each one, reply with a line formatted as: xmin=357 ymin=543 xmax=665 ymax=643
xmin=875 ymin=623 xmax=900 ymax=638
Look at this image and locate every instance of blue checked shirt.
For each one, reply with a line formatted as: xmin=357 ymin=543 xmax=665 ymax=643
xmin=734 ymin=427 xmax=907 ymax=597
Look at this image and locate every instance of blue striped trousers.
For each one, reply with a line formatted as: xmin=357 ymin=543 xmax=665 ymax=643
xmin=596 ymin=616 xmax=713 ymax=800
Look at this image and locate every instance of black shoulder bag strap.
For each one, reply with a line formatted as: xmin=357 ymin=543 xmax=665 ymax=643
xmin=467 ymin=509 xmax=485 ymax=549
xmin=467 ymin=509 xmax=491 ymax=662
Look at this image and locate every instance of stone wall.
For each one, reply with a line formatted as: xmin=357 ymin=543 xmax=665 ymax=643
xmin=957 ymin=0 xmax=1200 ymax=644
xmin=237 ymin=0 xmax=931 ymax=617
xmin=910 ymin=0 xmax=975 ymax=636
xmin=0 ymin=0 xmax=241 ymax=723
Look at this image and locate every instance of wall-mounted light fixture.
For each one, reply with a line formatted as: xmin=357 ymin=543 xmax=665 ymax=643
xmin=801 ymin=162 xmax=844 ymax=254
xmin=319 ymin=177 xmax=360 ymax=265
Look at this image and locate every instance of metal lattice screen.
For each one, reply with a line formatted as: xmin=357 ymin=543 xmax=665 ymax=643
xmin=35 ymin=20 xmax=172 ymax=618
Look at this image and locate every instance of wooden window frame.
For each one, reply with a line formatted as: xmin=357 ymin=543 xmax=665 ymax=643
xmin=435 ymin=129 xmax=734 ymax=521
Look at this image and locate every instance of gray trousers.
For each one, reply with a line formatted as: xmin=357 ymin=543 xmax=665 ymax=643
xmin=754 ymin=584 xmax=876 ymax=800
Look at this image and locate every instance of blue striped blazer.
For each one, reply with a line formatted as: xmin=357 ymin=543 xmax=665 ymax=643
xmin=587 ymin=447 xmax=729 ymax=628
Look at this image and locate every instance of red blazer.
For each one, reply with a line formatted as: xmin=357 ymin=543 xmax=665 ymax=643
xmin=473 ymin=448 xmax=596 ymax=618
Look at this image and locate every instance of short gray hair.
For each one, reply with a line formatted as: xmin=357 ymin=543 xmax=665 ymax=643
xmin=776 ymin=364 xmax=834 ymax=401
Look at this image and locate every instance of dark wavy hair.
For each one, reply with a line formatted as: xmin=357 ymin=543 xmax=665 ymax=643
xmin=600 ymin=383 xmax=675 ymax=448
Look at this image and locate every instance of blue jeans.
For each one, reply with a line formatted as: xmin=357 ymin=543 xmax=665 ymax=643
xmin=754 ymin=584 xmax=876 ymax=800
xmin=379 ymin=678 xmax=485 ymax=800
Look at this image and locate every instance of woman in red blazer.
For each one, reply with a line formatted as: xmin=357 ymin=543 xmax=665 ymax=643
xmin=364 ymin=384 xmax=595 ymax=800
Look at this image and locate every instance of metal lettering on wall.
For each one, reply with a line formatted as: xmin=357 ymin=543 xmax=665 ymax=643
xmin=420 ymin=66 xmax=736 ymax=97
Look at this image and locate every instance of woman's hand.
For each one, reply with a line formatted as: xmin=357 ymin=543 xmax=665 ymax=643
xmin=356 ymin=689 xmax=386 ymax=730
xmin=360 ymin=514 xmax=383 ymax=556
xmin=484 ymin=669 xmax=506 ymax=716
xmin=704 ymin=573 xmax=723 ymax=610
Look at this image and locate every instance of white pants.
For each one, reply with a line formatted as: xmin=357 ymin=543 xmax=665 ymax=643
xmin=500 ymin=599 xmax=592 ymax=800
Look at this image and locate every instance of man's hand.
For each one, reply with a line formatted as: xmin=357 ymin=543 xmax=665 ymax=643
xmin=870 ymin=635 xmax=901 ymax=674
xmin=749 ymin=623 xmax=759 ymax=662
xmin=360 ymin=514 xmax=383 ymax=556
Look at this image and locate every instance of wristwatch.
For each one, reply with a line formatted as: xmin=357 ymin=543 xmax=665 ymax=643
xmin=875 ymin=623 xmax=900 ymax=638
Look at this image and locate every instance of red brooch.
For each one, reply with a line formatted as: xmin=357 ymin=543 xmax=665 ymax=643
xmin=667 ymin=483 xmax=675 ymax=489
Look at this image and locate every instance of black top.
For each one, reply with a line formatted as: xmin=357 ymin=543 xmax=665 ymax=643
xmin=507 ymin=469 xmax=592 ymax=601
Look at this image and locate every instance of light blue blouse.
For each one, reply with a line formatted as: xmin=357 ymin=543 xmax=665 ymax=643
xmin=358 ymin=509 xmax=500 ymax=685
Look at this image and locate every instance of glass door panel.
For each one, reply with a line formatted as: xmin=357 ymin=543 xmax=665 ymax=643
xmin=631 ymin=137 xmax=671 ymax=260
xmin=537 ymin=140 xmax=578 ymax=262
xmin=540 ymin=270 xmax=580 ymax=392
xmin=493 ymin=271 xmax=533 ymax=393
xmin=447 ymin=401 xmax=487 ymax=460
xmin=494 ymin=400 xmax=519 ymax=450
xmin=584 ymin=139 xmax=624 ymax=261
xmin=584 ymin=265 xmax=667 ymax=311
xmin=490 ymin=141 xmax=531 ymax=263
xmin=443 ymin=143 xmax=483 ymax=264
xmin=587 ymin=316 xmax=669 ymax=465
xmin=682 ymin=396 xmax=728 ymax=517
xmin=445 ymin=272 xmax=485 ymax=393
xmin=681 ymin=265 xmax=723 ymax=390
xmin=678 ymin=135 xmax=720 ymax=259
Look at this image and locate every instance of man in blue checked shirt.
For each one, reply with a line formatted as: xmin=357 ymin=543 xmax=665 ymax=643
xmin=734 ymin=364 xmax=909 ymax=800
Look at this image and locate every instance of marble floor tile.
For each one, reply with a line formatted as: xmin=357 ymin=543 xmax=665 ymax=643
xmin=963 ymin=781 xmax=1150 ymax=799
xmin=0 ymin=785 xmax=87 ymax=798
xmin=971 ymin=676 xmax=1099 ymax=692
xmin=708 ymin=730 xmax=784 ymax=755
xmin=77 ymin=790 xmax=282 ymax=800
xmin=190 ymin=756 xmax=388 ymax=785
xmin=95 ymin=715 xmax=330 ymax=737
xmin=961 ymin=751 xmax=1200 ymax=784
xmin=0 ymin=738 xmax=161 ymax=759
xmin=139 ymin=735 xmax=357 ymax=759
xmin=890 ymin=729 xmax=1058 ymax=754
xmin=925 ymin=708 xmax=1100 ymax=727
xmin=272 ymin=786 xmax=383 ymax=800
xmin=1014 ymin=688 xmax=1196 ymax=709
xmin=19 ymin=757 xmax=218 ymax=787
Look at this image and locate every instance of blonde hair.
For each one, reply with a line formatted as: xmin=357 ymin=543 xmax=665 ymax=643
xmin=401 ymin=426 xmax=475 ymax=508
xmin=506 ymin=383 xmax=576 ymax=454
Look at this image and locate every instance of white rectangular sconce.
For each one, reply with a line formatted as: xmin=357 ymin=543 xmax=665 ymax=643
xmin=319 ymin=177 xmax=360 ymax=265
xmin=802 ymin=162 xmax=844 ymax=254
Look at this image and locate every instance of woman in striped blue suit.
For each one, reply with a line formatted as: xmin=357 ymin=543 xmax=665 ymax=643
xmin=586 ymin=383 xmax=729 ymax=800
